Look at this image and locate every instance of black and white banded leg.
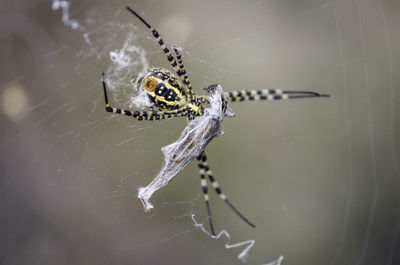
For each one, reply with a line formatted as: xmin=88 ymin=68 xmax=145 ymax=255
xmin=172 ymin=47 xmax=195 ymax=102
xmin=197 ymin=151 xmax=255 ymax=236
xmin=197 ymin=152 xmax=215 ymax=235
xmin=224 ymin=89 xmax=329 ymax=102
xmin=126 ymin=7 xmax=189 ymax=88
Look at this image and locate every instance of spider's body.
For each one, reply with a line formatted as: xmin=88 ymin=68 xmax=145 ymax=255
xmin=102 ymin=6 xmax=329 ymax=236
xmin=137 ymin=68 xmax=189 ymax=110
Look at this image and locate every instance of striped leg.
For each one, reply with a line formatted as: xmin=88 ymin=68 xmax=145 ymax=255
xmin=102 ymin=72 xmax=189 ymax=121
xmin=126 ymin=7 xmax=187 ymax=86
xmin=172 ymin=47 xmax=195 ymax=102
xmin=197 ymin=151 xmax=255 ymax=235
xmin=224 ymin=89 xmax=329 ymax=102
xmin=197 ymin=151 xmax=216 ymax=236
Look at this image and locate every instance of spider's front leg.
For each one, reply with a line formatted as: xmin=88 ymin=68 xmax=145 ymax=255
xmin=102 ymin=72 xmax=189 ymax=121
xmin=197 ymin=151 xmax=255 ymax=236
xmin=224 ymin=89 xmax=329 ymax=102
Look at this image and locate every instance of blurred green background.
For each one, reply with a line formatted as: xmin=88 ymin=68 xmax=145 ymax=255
xmin=1 ymin=0 xmax=399 ymax=264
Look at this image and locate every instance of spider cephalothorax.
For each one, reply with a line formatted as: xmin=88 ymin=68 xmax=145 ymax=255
xmin=101 ymin=6 xmax=329 ymax=236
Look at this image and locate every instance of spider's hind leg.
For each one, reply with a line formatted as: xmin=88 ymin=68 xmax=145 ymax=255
xmin=126 ymin=7 xmax=190 ymax=91
xmin=172 ymin=46 xmax=195 ymax=103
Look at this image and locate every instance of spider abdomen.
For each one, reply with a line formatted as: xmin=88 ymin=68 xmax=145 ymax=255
xmin=136 ymin=68 xmax=187 ymax=110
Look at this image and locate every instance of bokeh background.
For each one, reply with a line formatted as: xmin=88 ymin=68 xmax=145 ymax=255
xmin=1 ymin=0 xmax=399 ymax=264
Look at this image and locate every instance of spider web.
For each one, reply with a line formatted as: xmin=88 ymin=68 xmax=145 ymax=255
xmin=1 ymin=0 xmax=399 ymax=265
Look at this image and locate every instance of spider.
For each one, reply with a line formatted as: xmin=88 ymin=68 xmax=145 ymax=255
xmin=101 ymin=6 xmax=329 ymax=236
